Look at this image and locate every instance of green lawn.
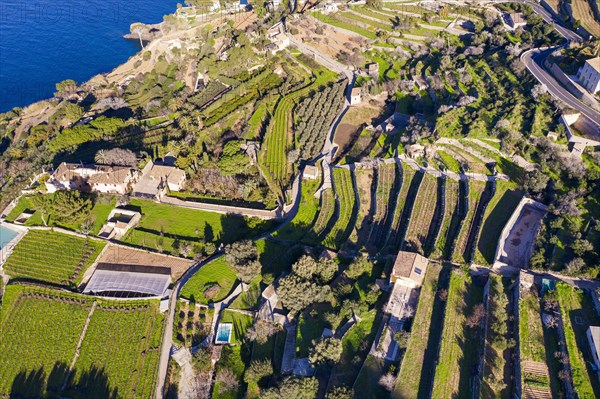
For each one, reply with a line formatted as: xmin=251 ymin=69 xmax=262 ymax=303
xmin=180 ymin=257 xmax=238 ymax=304
xmin=354 ymin=355 xmax=394 ymax=399
xmin=229 ymin=277 xmax=262 ymax=310
xmin=556 ymin=283 xmax=600 ymax=398
xmin=3 ymin=229 xmax=105 ymax=288
xmin=121 ymin=198 xmax=275 ymax=256
xmin=219 ymin=309 xmax=254 ymax=344
xmin=5 ymin=194 xmax=116 ymax=235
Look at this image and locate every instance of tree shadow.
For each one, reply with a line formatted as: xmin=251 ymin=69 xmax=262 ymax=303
xmin=10 ymin=367 xmax=45 ymax=399
xmin=64 ymin=365 xmax=118 ymax=399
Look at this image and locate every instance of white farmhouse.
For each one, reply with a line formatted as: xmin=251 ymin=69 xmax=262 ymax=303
xmin=577 ymin=57 xmax=600 ymax=94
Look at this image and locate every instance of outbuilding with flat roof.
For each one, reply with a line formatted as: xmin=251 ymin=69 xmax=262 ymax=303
xmin=391 ymin=251 xmax=428 ymax=288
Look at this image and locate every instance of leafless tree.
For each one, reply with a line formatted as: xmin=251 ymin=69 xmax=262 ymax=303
xmin=466 ymin=304 xmax=486 ymax=328
xmin=378 ymin=373 xmax=396 ymax=391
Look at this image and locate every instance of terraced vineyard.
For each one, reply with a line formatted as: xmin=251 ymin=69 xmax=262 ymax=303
xmin=385 ymin=164 xmax=416 ymax=252
xmin=368 ymin=163 xmax=398 ymax=251
xmin=393 ymin=263 xmax=445 ymax=399
xmin=304 ymin=188 xmax=336 ymax=245
xmin=348 ymin=168 xmax=375 ymax=250
xmin=3 ymin=230 xmax=105 ymax=288
xmin=260 ymin=68 xmax=338 ymax=192
xmin=433 ymin=178 xmax=460 ymax=260
xmin=404 ymin=173 xmax=440 ymax=255
xmin=556 ymin=283 xmax=600 ymax=398
xmin=275 ymin=177 xmax=322 ymax=242
xmin=387 ymin=168 xmax=423 ymax=253
xmin=66 ymin=301 xmax=164 ymax=399
xmin=0 ymin=285 xmax=164 ymax=399
xmin=324 ymin=168 xmax=358 ymax=250
xmin=432 ymin=271 xmax=485 ymax=399
xmin=452 ymin=180 xmax=487 ymax=264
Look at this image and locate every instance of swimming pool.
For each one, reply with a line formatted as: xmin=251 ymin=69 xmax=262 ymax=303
xmin=215 ymin=323 xmax=233 ymax=344
xmin=0 ymin=224 xmax=18 ymax=250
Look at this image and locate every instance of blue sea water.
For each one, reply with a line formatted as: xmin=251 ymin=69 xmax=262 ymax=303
xmin=0 ymin=0 xmax=179 ymax=112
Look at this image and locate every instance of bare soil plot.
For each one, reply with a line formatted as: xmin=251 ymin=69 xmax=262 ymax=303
xmin=495 ymin=201 xmax=546 ymax=269
xmin=572 ymin=0 xmax=600 ymax=37
xmin=94 ymin=243 xmax=193 ymax=281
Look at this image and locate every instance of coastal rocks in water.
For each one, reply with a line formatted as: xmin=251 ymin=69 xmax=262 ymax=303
xmin=124 ymin=23 xmax=164 ymax=43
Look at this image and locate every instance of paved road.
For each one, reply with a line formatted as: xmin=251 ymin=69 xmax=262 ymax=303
xmin=522 ymin=48 xmax=600 ymax=125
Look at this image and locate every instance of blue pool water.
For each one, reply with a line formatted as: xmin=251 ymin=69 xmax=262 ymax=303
xmin=216 ymin=323 xmax=232 ymax=343
xmin=0 ymin=0 xmax=179 ymax=112
xmin=0 ymin=224 xmax=17 ymax=249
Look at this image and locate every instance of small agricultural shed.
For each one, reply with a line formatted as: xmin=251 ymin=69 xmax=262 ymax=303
xmin=587 ymin=326 xmax=600 ymax=372
xmin=303 ymin=165 xmax=320 ymax=180
xmin=390 ymin=251 xmax=428 ymax=288
xmin=83 ymin=264 xmax=171 ymax=298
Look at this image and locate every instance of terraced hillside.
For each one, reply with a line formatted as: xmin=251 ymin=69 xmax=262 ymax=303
xmin=348 ymin=168 xmax=376 ymax=251
xmin=0 ymin=285 xmax=163 ymax=399
xmin=452 ymin=179 xmax=487 ymax=264
xmin=404 ymin=173 xmax=440 ymax=255
xmin=368 ymin=163 xmax=399 ymax=252
xmin=3 ymin=230 xmax=105 ymax=288
xmin=387 ymin=168 xmax=423 ymax=253
xmin=433 ymin=178 xmax=460 ymax=260
xmin=324 ymin=168 xmax=358 ymax=250
xmin=304 ymin=188 xmax=336 ymax=245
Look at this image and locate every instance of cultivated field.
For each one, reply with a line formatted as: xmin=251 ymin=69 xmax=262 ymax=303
xmin=274 ymin=178 xmax=321 ymax=242
xmin=519 ymin=290 xmax=552 ymax=398
xmin=304 ymin=188 xmax=336 ymax=244
xmin=3 ymin=230 xmax=105 ymax=287
xmin=452 ymin=180 xmax=486 ymax=263
xmin=0 ymin=285 xmax=164 ymax=399
xmin=368 ymin=163 xmax=398 ymax=251
xmin=556 ymin=283 xmax=600 ymax=398
xmin=393 ymin=264 xmax=443 ymax=399
xmin=404 ymin=173 xmax=440 ymax=255
xmin=432 ymin=271 xmax=485 ymax=399
xmin=433 ymin=178 xmax=460 ymax=260
xmin=572 ymin=0 xmax=600 ymax=38
xmin=386 ymin=165 xmax=417 ymax=252
xmin=324 ymin=168 xmax=358 ymax=250
xmin=348 ymin=168 xmax=375 ymax=250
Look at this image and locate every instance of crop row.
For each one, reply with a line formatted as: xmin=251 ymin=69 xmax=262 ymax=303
xmin=304 ymin=188 xmax=336 ymax=244
xmin=295 ymin=81 xmax=345 ymax=160
xmin=452 ymin=180 xmax=486 ymax=264
xmin=368 ymin=163 xmax=398 ymax=251
xmin=464 ymin=181 xmax=496 ymax=264
xmin=274 ymin=178 xmax=322 ymax=242
xmin=433 ymin=179 xmax=460 ymax=259
xmin=0 ymin=285 xmax=163 ymax=398
xmin=324 ymin=168 xmax=358 ymax=250
xmin=404 ymin=173 xmax=439 ymax=255
xmin=3 ymin=230 xmax=105 ymax=287
xmin=388 ymin=169 xmax=424 ymax=253
xmin=384 ymin=164 xmax=415 ymax=250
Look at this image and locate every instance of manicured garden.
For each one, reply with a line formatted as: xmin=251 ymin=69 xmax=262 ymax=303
xmin=121 ymin=198 xmax=275 ymax=256
xmin=3 ymin=230 xmax=105 ymax=287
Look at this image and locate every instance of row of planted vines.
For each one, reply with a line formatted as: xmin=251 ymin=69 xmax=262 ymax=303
xmin=368 ymin=163 xmax=398 ymax=252
xmin=324 ymin=168 xmax=357 ymax=250
xmin=304 ymin=188 xmax=336 ymax=245
xmin=3 ymin=230 xmax=105 ymax=288
xmin=393 ymin=264 xmax=446 ymax=399
xmin=433 ymin=178 xmax=460 ymax=260
xmin=348 ymin=168 xmax=375 ymax=250
xmin=0 ymin=286 xmax=164 ymax=399
xmin=274 ymin=176 xmax=322 ymax=242
xmin=403 ymin=173 xmax=439 ymax=255
xmin=387 ymin=168 xmax=423 ymax=252
xmin=452 ymin=179 xmax=487 ymax=263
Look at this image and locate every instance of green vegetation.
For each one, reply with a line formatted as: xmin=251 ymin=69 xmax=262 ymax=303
xmin=394 ymin=264 xmax=442 ymax=399
xmin=324 ymin=168 xmax=357 ymax=250
xmin=5 ymin=194 xmax=116 ymax=235
xmin=219 ymin=309 xmax=254 ymax=343
xmin=474 ymin=182 xmax=522 ymax=265
xmin=303 ymin=188 xmax=336 ymax=245
xmin=180 ymin=257 xmax=238 ymax=304
xmin=3 ymin=230 xmax=105 ymax=287
xmin=0 ymin=285 xmax=163 ymax=399
xmin=452 ymin=180 xmax=486 ymax=263
xmin=556 ymin=283 xmax=600 ymax=398
xmin=433 ymin=179 xmax=459 ymax=259
xmin=432 ymin=270 xmax=484 ymax=398
xmin=274 ymin=177 xmax=321 ymax=242
xmin=121 ymin=198 xmax=275 ymax=256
